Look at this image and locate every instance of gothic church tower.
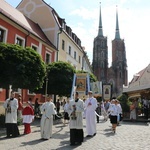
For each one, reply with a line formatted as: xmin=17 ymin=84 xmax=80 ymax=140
xmin=92 ymin=3 xmax=108 ymax=83
xmin=92 ymin=5 xmax=128 ymax=97
xmin=109 ymin=7 xmax=128 ymax=96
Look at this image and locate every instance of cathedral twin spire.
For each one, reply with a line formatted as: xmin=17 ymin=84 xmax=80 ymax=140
xmin=98 ymin=3 xmax=120 ymax=39
xmin=98 ymin=2 xmax=103 ymax=37
xmin=115 ymin=6 xmax=120 ymax=39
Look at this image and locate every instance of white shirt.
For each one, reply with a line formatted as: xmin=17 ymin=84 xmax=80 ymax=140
xmin=108 ymin=104 xmax=119 ymax=116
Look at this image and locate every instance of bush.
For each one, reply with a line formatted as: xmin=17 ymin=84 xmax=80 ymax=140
xmin=17 ymin=118 xmax=23 ymax=126
xmin=0 ymin=114 xmax=22 ymax=127
xmin=118 ymin=93 xmax=130 ymax=112
xmin=0 ymin=114 xmax=5 ymax=128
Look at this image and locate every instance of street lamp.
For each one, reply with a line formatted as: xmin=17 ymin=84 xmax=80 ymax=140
xmin=56 ymin=27 xmax=63 ymax=62
xmin=9 ymin=85 xmax=12 ymax=98
xmin=45 ymin=70 xmax=49 ymax=101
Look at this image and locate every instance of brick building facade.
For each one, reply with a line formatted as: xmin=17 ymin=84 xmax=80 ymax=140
xmin=92 ymin=5 xmax=128 ymax=97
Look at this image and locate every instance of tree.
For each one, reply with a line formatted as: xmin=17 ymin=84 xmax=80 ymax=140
xmin=0 ymin=43 xmax=46 ymax=90
xmin=117 ymin=93 xmax=130 ymax=113
xmin=36 ymin=61 xmax=75 ymax=97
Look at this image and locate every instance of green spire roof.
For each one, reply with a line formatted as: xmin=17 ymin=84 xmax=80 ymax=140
xmin=98 ymin=2 xmax=103 ymax=37
xmin=115 ymin=6 xmax=120 ymax=39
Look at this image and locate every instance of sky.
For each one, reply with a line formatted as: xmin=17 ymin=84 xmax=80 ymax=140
xmin=5 ymin=0 xmax=150 ymax=83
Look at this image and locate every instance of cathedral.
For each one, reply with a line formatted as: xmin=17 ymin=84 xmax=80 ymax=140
xmin=92 ymin=5 xmax=128 ymax=97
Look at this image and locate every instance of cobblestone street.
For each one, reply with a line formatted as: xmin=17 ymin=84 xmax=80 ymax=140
xmin=1 ymin=117 xmax=150 ymax=150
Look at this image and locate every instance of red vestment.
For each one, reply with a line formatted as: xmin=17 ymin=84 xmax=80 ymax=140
xmin=22 ymin=106 xmax=34 ymax=134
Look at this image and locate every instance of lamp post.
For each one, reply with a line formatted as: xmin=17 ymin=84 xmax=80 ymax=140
xmin=45 ymin=70 xmax=49 ymax=102
xmin=9 ymin=85 xmax=12 ymax=98
xmin=56 ymin=27 xmax=63 ymax=62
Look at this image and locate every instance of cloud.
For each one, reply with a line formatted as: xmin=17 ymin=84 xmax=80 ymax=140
xmin=50 ymin=0 xmax=150 ymax=82
xmin=5 ymin=0 xmax=150 ymax=83
xmin=70 ymin=7 xmax=97 ymax=20
xmin=68 ymin=3 xmax=150 ymax=82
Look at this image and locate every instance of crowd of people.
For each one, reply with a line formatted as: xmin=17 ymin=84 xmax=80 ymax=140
xmin=3 ymin=90 xmax=124 ymax=146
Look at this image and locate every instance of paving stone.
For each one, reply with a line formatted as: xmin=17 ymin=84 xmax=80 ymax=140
xmin=0 ymin=118 xmax=150 ymax=150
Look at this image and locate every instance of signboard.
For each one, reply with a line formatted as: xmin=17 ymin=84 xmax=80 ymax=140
xmin=102 ymin=84 xmax=112 ymax=100
xmin=90 ymin=81 xmax=102 ymax=97
xmin=71 ymin=73 xmax=90 ymax=99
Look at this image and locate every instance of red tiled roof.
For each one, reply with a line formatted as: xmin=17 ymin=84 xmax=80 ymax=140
xmin=0 ymin=0 xmax=56 ymax=49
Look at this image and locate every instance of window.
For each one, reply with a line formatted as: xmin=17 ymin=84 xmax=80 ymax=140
xmin=119 ymin=63 xmax=122 ymax=69
xmin=28 ymin=90 xmax=35 ymax=95
xmin=101 ymin=41 xmax=105 ymax=47
xmin=12 ymin=88 xmax=21 ymax=93
xmin=74 ymin=51 xmax=76 ymax=59
xmin=32 ymin=45 xmax=38 ymax=51
xmin=101 ymin=70 xmax=104 ymax=77
xmin=118 ymin=51 xmax=122 ymax=61
xmin=31 ymin=43 xmax=41 ymax=54
xmin=69 ymin=46 xmax=71 ymax=55
xmin=101 ymin=41 xmax=103 ymax=47
xmin=101 ymin=61 xmax=104 ymax=68
xmin=0 ymin=26 xmax=8 ymax=43
xmin=0 ymin=29 xmax=4 ymax=42
xmin=15 ymin=35 xmax=25 ymax=47
xmin=45 ymin=53 xmax=51 ymax=64
xmin=79 ymin=56 xmax=81 ymax=63
xmin=101 ymin=51 xmax=104 ymax=59
xmin=120 ymin=71 xmax=122 ymax=78
xmin=16 ymin=37 xmax=23 ymax=46
xmin=62 ymin=40 xmax=65 ymax=50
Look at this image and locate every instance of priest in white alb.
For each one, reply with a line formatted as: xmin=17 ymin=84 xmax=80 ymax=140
xmin=67 ymin=92 xmax=84 ymax=146
xmin=3 ymin=91 xmax=20 ymax=138
xmin=85 ymin=91 xmax=98 ymax=137
xmin=40 ymin=95 xmax=56 ymax=140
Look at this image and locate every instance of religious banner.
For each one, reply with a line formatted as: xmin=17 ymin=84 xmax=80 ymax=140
xmin=90 ymin=81 xmax=102 ymax=97
xmin=71 ymin=73 xmax=90 ymax=99
xmin=102 ymin=84 xmax=112 ymax=100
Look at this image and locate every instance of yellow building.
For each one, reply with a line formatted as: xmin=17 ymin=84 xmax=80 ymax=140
xmin=17 ymin=0 xmax=92 ymax=72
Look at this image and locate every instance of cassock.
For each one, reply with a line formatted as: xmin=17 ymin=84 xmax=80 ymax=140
xmin=3 ymin=98 xmax=20 ymax=137
xmin=40 ymin=102 xmax=56 ymax=139
xmin=67 ymin=99 xmax=84 ymax=145
xmin=85 ymin=97 xmax=97 ymax=136
xmin=22 ymin=105 xmax=34 ymax=134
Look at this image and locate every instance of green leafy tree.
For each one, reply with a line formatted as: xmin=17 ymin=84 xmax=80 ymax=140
xmin=36 ymin=61 xmax=75 ymax=97
xmin=0 ymin=43 xmax=46 ymax=90
xmin=117 ymin=93 xmax=130 ymax=113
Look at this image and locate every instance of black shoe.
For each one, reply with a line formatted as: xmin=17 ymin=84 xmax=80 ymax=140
xmin=112 ymin=129 xmax=116 ymax=133
xmin=12 ymin=135 xmax=20 ymax=138
xmin=93 ymin=133 xmax=96 ymax=136
xmin=77 ymin=142 xmax=82 ymax=145
xmin=86 ymin=135 xmax=93 ymax=137
xmin=70 ymin=143 xmax=75 ymax=146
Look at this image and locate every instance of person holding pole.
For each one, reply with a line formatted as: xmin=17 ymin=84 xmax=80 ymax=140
xmin=3 ymin=91 xmax=20 ymax=138
xmin=67 ymin=92 xmax=84 ymax=146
